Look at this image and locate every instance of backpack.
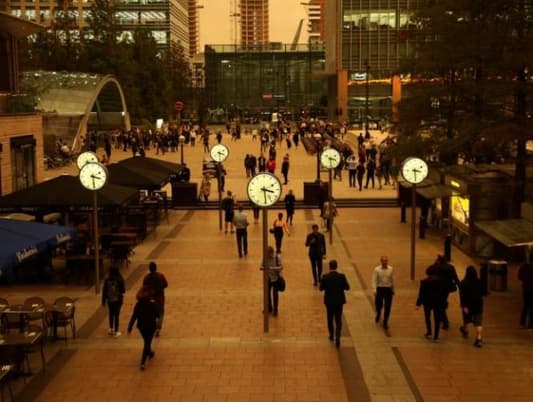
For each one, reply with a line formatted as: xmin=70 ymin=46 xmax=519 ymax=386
xmin=106 ymin=278 xmax=121 ymax=303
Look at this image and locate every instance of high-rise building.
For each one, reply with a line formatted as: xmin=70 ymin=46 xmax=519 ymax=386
xmin=303 ymin=0 xmax=324 ymax=44
xmin=188 ymin=0 xmax=203 ymax=58
xmin=0 ymin=0 xmax=191 ymax=56
xmin=324 ymin=0 xmax=420 ymax=123
xmin=240 ymin=0 xmax=268 ymax=46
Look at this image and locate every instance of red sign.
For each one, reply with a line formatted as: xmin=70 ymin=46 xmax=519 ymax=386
xmin=262 ymin=93 xmax=273 ymax=100
xmin=174 ymin=100 xmax=184 ymax=112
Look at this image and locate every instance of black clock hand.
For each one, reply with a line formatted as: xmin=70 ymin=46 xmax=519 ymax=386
xmin=263 ymin=188 xmax=274 ymax=193
xmin=92 ymin=177 xmax=96 ymax=188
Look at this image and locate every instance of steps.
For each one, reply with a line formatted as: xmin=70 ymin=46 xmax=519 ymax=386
xmin=171 ymin=198 xmax=399 ymax=210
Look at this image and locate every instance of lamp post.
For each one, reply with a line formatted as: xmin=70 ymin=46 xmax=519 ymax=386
xmin=365 ymin=60 xmax=370 ymax=136
xmin=179 ymin=134 xmax=185 ymax=164
xmin=313 ymin=132 xmax=322 ymax=182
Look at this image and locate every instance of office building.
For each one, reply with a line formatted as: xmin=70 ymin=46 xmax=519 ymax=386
xmin=240 ymin=0 xmax=268 ymax=46
xmin=188 ymin=0 xmax=202 ymax=57
xmin=303 ymin=0 xmax=324 ymax=44
xmin=205 ymin=43 xmax=326 ymax=118
xmin=324 ymin=0 xmax=420 ymax=123
xmin=0 ymin=0 xmax=191 ymax=56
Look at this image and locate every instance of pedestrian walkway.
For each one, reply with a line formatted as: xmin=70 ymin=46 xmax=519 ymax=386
xmin=4 ymin=129 xmax=533 ymax=402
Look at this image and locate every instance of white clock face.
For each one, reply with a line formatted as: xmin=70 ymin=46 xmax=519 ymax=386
xmin=79 ymin=162 xmax=108 ymax=191
xmin=320 ymin=148 xmax=341 ymax=169
xmin=210 ymin=144 xmax=229 ymax=162
xmin=401 ymin=157 xmax=428 ymax=184
xmin=76 ymin=151 xmax=98 ymax=170
xmin=247 ymin=173 xmax=282 ymax=207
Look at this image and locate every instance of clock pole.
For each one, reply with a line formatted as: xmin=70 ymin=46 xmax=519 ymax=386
xmin=217 ymin=163 xmax=222 ymax=231
xmin=328 ymin=169 xmax=333 ymax=244
xmin=262 ymin=207 xmax=269 ymax=333
xmin=93 ymin=191 xmax=101 ymax=294
xmin=410 ymin=184 xmax=416 ymax=280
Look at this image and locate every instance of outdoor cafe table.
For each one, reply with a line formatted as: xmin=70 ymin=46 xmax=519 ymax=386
xmin=0 ymin=331 xmax=45 ymax=375
xmin=0 ymin=305 xmax=44 ymax=333
xmin=0 ymin=364 xmax=14 ymax=401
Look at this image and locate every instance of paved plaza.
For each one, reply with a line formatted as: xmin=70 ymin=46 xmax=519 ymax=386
xmin=3 ymin=130 xmax=533 ymax=402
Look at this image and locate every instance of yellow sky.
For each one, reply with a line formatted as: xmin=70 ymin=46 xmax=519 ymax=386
xmin=198 ymin=0 xmax=308 ymax=49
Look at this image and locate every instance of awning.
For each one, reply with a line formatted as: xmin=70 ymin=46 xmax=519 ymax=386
xmin=0 ymin=219 xmax=77 ymax=277
xmin=0 ymin=175 xmax=139 ymax=212
xmin=0 ymin=12 xmax=45 ymax=38
xmin=475 ymin=219 xmax=533 ymax=247
xmin=416 ymin=184 xmax=456 ymax=199
xmin=107 ymin=163 xmax=169 ymax=190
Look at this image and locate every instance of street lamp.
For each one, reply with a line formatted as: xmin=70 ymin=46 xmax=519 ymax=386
xmin=179 ymin=134 xmax=185 ymax=164
xmin=364 ymin=60 xmax=370 ymax=136
xmin=313 ymin=132 xmax=322 ymax=182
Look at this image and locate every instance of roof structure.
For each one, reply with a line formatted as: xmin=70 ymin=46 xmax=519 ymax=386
xmin=0 ymin=12 xmax=44 ymax=37
xmin=20 ymin=70 xmax=130 ymax=150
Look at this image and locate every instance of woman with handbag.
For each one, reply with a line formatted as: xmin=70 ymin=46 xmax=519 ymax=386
xmin=263 ymin=246 xmax=283 ymax=316
xmin=272 ymin=212 xmax=290 ymax=254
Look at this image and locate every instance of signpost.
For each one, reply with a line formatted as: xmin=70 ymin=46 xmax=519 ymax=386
xmin=174 ymin=100 xmax=184 ymax=124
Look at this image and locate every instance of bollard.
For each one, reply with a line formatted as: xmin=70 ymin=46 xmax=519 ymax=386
xmin=444 ymin=234 xmax=452 ymax=261
xmin=480 ymin=261 xmax=489 ymax=296
xmin=401 ymin=203 xmax=406 ymax=223
xmin=419 ymin=216 xmax=426 ymax=239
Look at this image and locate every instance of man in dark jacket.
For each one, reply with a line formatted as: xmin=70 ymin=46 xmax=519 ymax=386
xmin=320 ymin=260 xmax=350 ymax=348
xmin=426 ymin=255 xmax=459 ymax=330
xmin=142 ymin=262 xmax=168 ymax=337
xmin=518 ymin=262 xmax=533 ymax=329
xmin=416 ymin=274 xmax=448 ymax=341
xmin=128 ymin=286 xmax=160 ymax=370
xmin=305 ymin=224 xmax=326 ymax=286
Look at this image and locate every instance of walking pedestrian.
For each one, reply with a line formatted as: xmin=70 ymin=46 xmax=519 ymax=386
xmin=322 ymin=198 xmax=338 ymax=232
xmin=271 ymin=212 xmax=290 ymax=254
xmin=372 ymin=256 xmax=394 ymax=330
xmin=416 ymin=272 xmax=448 ymax=341
xmin=347 ymin=155 xmax=358 ymax=188
xmin=221 ymin=190 xmax=235 ymax=234
xmin=518 ymin=261 xmax=533 ymax=329
xmin=426 ymin=255 xmax=459 ymax=330
xmin=356 ymin=161 xmax=365 ymax=191
xmin=102 ymin=266 xmax=125 ymax=337
xmin=320 ymin=260 xmax=350 ymax=348
xmin=199 ymin=174 xmax=211 ymax=203
xmin=127 ymin=286 xmax=159 ymax=370
xmin=262 ymin=246 xmax=283 ymax=316
xmin=459 ymin=266 xmax=485 ymax=347
xmin=281 ymin=154 xmax=290 ymax=184
xmin=142 ymin=262 xmax=168 ymax=337
xmin=258 ymin=153 xmax=266 ymax=172
xmin=284 ymin=189 xmax=296 ymax=225
xmin=232 ymin=204 xmax=249 ymax=258
xmin=305 ymin=224 xmax=326 ymax=286
xmin=365 ymin=158 xmax=376 ymax=189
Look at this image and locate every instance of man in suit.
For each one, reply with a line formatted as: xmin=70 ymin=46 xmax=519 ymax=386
xmin=426 ymin=254 xmax=459 ymax=330
xmin=320 ymin=260 xmax=350 ymax=348
xmin=305 ymin=224 xmax=327 ymax=286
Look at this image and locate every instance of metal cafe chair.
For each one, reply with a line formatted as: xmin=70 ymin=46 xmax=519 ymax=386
xmin=52 ymin=297 xmax=76 ymax=341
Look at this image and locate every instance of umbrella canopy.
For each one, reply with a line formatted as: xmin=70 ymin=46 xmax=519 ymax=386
xmin=0 ymin=219 xmax=77 ymax=277
xmin=107 ymin=163 xmax=169 ymax=190
xmin=0 ymin=175 xmax=139 ymax=212
xmin=118 ymin=156 xmax=183 ymax=175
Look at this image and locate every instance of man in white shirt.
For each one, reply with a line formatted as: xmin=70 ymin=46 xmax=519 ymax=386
xmin=232 ymin=205 xmax=249 ymax=258
xmin=372 ymin=256 xmax=395 ymax=330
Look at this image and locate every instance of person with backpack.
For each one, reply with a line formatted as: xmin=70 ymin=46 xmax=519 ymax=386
xmin=142 ymin=261 xmax=168 ymax=337
xmin=102 ymin=266 xmax=126 ymax=337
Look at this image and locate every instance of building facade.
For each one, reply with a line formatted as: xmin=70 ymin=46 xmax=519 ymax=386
xmin=324 ymin=0 xmax=420 ymax=123
xmin=304 ymin=0 xmax=324 ymax=44
xmin=205 ymin=44 xmax=326 ymax=119
xmin=0 ymin=13 xmax=44 ymax=195
xmin=240 ymin=0 xmax=268 ymax=46
xmin=0 ymin=0 xmax=191 ymax=56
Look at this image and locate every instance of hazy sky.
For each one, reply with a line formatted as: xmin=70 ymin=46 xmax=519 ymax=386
xmin=199 ymin=0 xmax=308 ymax=49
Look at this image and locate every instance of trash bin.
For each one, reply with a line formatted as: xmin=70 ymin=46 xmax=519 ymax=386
xmin=488 ymin=260 xmax=508 ymax=291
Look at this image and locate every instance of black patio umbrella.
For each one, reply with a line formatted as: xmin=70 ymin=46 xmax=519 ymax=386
xmin=106 ymin=163 xmax=169 ymax=190
xmin=0 ymin=175 xmax=139 ymax=212
xmin=118 ymin=156 xmax=183 ymax=175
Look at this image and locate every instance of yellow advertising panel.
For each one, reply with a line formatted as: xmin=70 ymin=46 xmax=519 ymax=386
xmin=451 ymin=194 xmax=469 ymax=227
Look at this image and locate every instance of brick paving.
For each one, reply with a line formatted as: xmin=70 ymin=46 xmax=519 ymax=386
xmin=2 ymin=129 xmax=533 ymax=402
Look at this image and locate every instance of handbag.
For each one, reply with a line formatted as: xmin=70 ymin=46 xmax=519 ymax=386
xmin=276 ymin=275 xmax=286 ymax=292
